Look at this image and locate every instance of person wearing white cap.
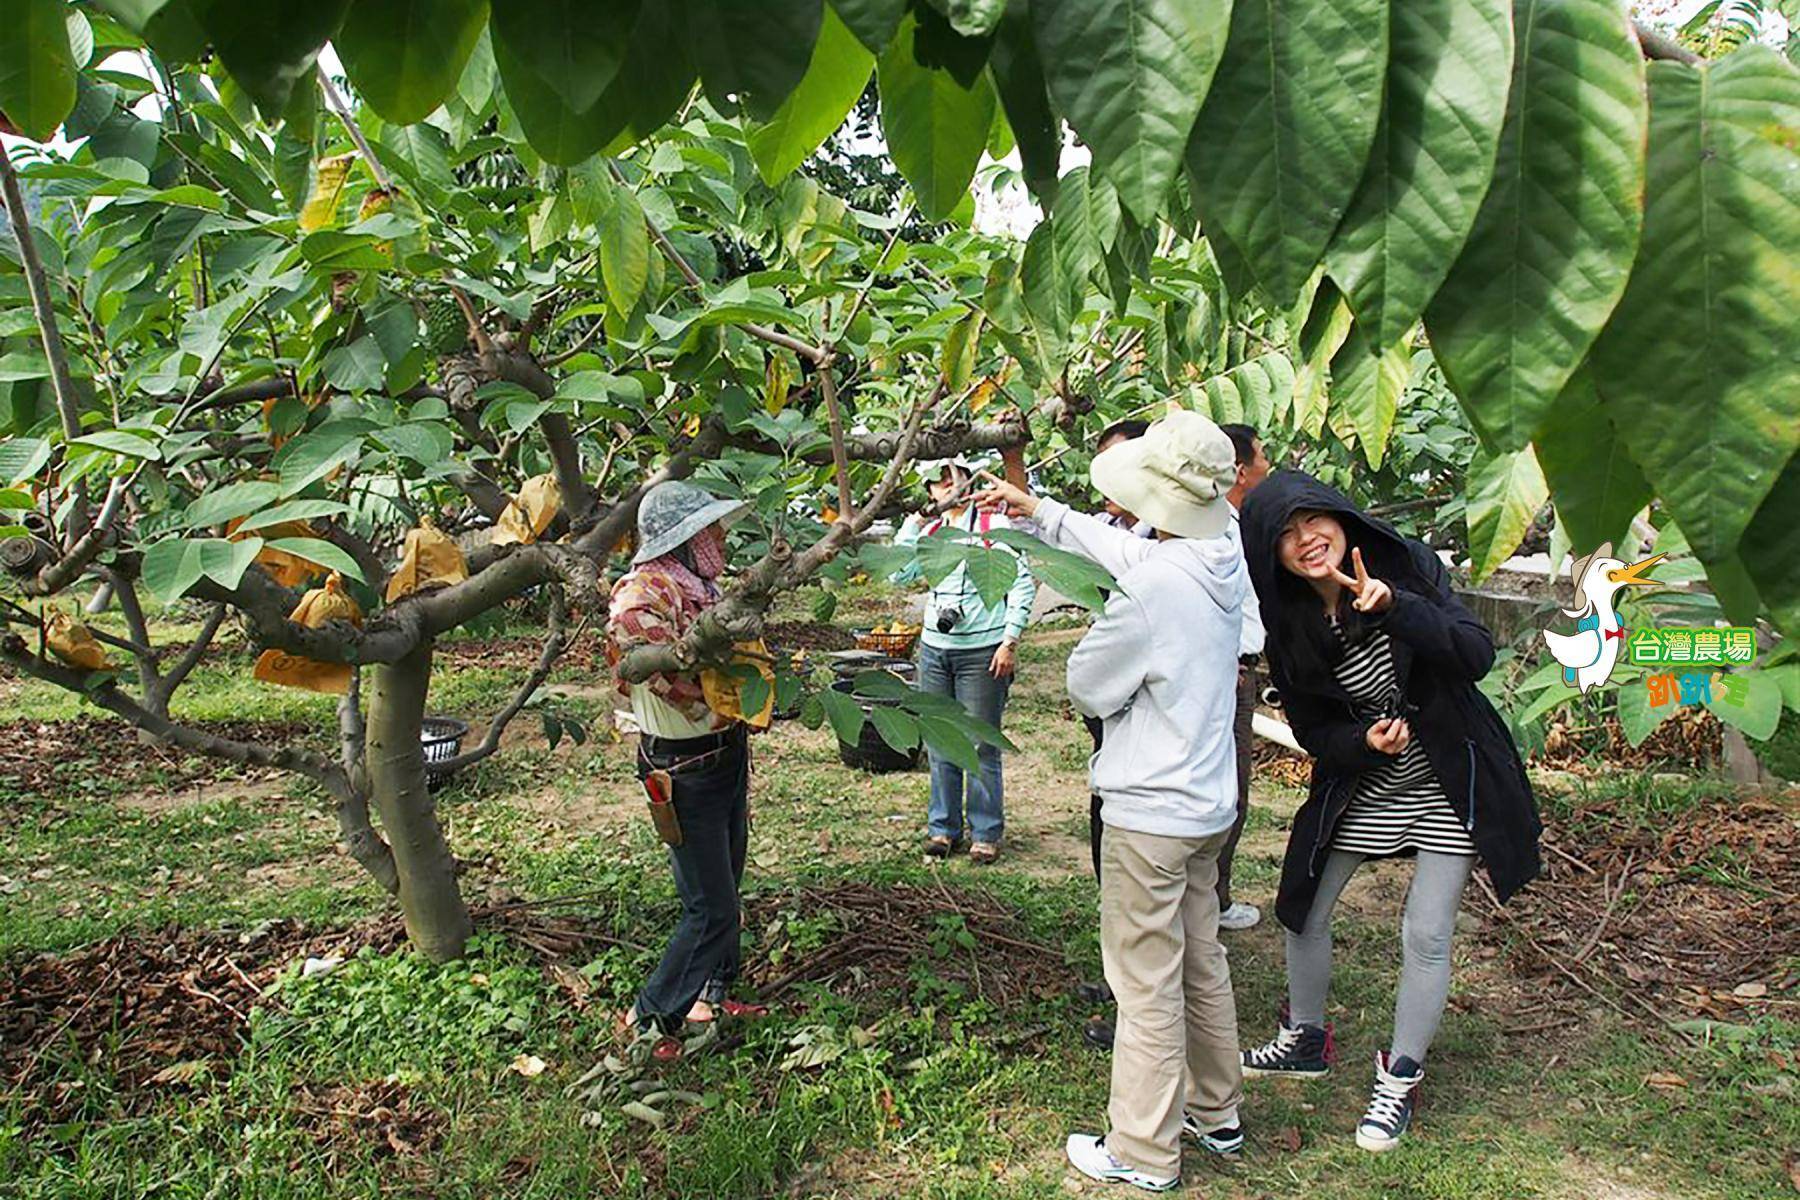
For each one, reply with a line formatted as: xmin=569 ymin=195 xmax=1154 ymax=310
xmin=977 ymin=408 xmax=1248 ymax=1191
xmin=608 ymin=480 xmax=757 ymax=1054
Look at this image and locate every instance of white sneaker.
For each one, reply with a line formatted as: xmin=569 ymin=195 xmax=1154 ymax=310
xmin=1064 ymin=1134 xmax=1179 ymax=1192
xmin=1219 ymin=902 xmax=1262 ymax=931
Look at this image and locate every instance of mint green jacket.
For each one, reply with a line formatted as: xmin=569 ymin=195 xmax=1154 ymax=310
xmin=891 ymin=508 xmax=1037 ymax=650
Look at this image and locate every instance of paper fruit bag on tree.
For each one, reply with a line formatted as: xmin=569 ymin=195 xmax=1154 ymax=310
xmin=227 ymin=515 xmax=327 ymax=589
xmin=254 ymin=572 xmax=364 ymax=694
xmin=386 ymin=520 xmax=468 ymax=603
xmin=701 ymin=640 xmax=776 ymax=730
xmin=491 ymin=474 xmax=562 ymax=546
xmin=45 ymin=611 xmax=111 ymax=671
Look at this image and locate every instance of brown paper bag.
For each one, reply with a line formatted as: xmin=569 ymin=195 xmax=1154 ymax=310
xmin=253 ymin=571 xmax=364 ymax=694
xmin=700 ymin=639 xmax=776 ymax=730
xmin=45 ymin=611 xmax=111 ymax=671
xmin=385 ymin=520 xmax=469 ymax=602
xmin=491 ymin=474 xmax=562 ymax=546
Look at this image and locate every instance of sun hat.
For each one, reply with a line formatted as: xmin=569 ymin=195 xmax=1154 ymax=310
xmin=1089 ymin=408 xmax=1237 ymax=539
xmin=632 ymin=480 xmax=749 ymax=564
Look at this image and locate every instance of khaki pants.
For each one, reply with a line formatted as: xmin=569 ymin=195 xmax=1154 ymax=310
xmin=1100 ymin=824 xmax=1243 ymax=1179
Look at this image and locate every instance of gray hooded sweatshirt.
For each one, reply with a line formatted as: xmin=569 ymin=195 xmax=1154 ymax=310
xmin=1031 ymin=498 xmax=1246 ymax=840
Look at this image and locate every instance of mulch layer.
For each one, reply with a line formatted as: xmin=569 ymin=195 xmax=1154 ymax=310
xmin=744 ymin=880 xmax=1076 ymax=1007
xmin=1474 ymin=791 xmax=1799 ymax=1034
xmin=0 ymin=718 xmax=312 ymax=803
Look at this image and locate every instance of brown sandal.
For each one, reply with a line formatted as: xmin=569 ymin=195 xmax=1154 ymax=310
xmin=969 ymin=842 xmax=999 ymax=865
xmin=924 ymin=835 xmax=956 ymax=858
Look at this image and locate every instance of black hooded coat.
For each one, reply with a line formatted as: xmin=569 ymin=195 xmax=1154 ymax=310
xmin=1241 ymin=471 xmax=1542 ymax=934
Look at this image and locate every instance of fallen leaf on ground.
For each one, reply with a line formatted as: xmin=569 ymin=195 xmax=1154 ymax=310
xmin=1733 ymin=981 xmax=1769 ymax=998
xmin=1275 ymin=1125 xmax=1303 ymax=1152
xmin=508 ymin=1053 xmax=548 ymax=1078
xmin=1644 ymin=1071 xmax=1688 ymax=1091
xmin=147 ymin=1060 xmax=210 ymax=1085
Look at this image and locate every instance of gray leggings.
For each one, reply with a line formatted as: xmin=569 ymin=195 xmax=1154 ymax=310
xmin=1287 ymin=850 xmax=1475 ymax=1063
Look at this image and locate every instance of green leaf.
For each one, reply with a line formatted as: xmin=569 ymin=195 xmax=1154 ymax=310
xmin=586 ymin=4 xmax=698 ymax=153
xmin=489 ymin=0 xmax=638 ymax=117
xmin=688 ymin=0 xmax=823 ymax=121
xmin=983 ymin=527 xmax=1117 ymax=611
xmin=1019 ymin=220 xmax=1080 ymax=365
xmin=0 ymin=352 xmax=50 ymax=383
xmin=939 ymin=308 xmax=983 ymax=390
xmin=1534 ymin=369 xmax=1651 ymax=553
xmin=963 ymin=543 xmax=1019 ymax=608
xmin=199 ymin=536 xmax=264 ymax=590
xmin=0 ymin=0 xmax=78 ymax=141
xmin=1707 ymin=668 xmax=1783 ymax=741
xmin=1034 ymin=0 xmax=1231 ymax=224
xmin=1186 ymin=0 xmax=1386 ymax=308
xmin=987 ymin=0 xmax=1061 ymax=205
xmin=1464 ymin=444 xmax=1547 ymax=582
xmin=1329 ymin=323 xmax=1411 ymax=469
xmin=915 ymin=713 xmax=980 ymax=771
xmin=139 ymin=537 xmax=206 ymax=605
xmin=877 ymin=11 xmax=997 ymax=221
xmin=188 ymin=0 xmax=353 ymax=117
xmin=1615 ymin=676 xmax=1672 ymax=748
xmin=0 ymin=437 xmax=51 ymax=483
xmin=829 ymin=0 xmax=905 ymax=53
xmin=70 ymin=430 xmax=162 ymax=461
xmin=1051 ymin=165 xmax=1121 ymax=281
xmin=1201 ymin=353 xmax=1292 ymax=431
xmin=1740 ymin=459 xmax=1800 ymax=639
xmin=182 ymin=481 xmax=281 ymax=529
xmin=868 ymin=704 xmax=920 ymax=752
xmin=819 ymin=685 xmax=867 ymax=745
xmin=300 ymin=230 xmax=391 ymax=271
xmin=235 ymin=498 xmax=352 ymax=531
xmin=1291 ymin=279 xmax=1353 ymax=436
xmin=748 ymin=6 xmax=874 ymax=185
xmin=1325 ymin=0 xmax=1514 ymax=347
xmin=337 ymin=0 xmax=490 ymax=125
xmin=321 ymin=336 xmax=387 ymax=393
xmin=1590 ymin=48 xmax=1800 ymax=570
xmin=1425 ymin=0 xmax=1646 ymax=451
xmin=596 ymin=177 xmax=651 ymax=314
xmin=265 ymin=536 xmax=367 ymax=584
xmin=276 ymin=422 xmax=367 ymax=495
xmin=371 ymin=421 xmax=454 ymax=464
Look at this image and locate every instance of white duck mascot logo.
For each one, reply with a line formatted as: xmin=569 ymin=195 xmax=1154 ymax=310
xmin=1541 ymin=543 xmax=1665 ymax=693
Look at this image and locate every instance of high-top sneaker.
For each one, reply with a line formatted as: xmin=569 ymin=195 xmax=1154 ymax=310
xmin=1355 ymin=1051 xmax=1423 ymax=1152
xmin=1241 ymin=1019 xmax=1332 ymax=1078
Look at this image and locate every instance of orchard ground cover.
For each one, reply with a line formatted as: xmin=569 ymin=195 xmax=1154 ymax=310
xmin=1 ymin=583 xmax=1793 ymax=1200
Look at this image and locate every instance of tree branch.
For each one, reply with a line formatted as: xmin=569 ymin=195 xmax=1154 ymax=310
xmin=439 ymin=590 xmax=583 ymax=771
xmin=0 ymin=149 xmax=82 ymax=443
xmin=478 ymin=348 xmax=597 ymax=522
xmin=817 ymin=363 xmax=855 ymax=523
xmin=1633 ymin=20 xmax=1702 ymax=65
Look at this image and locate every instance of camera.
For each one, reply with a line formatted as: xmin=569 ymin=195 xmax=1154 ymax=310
xmin=935 ymin=606 xmax=963 ymax=634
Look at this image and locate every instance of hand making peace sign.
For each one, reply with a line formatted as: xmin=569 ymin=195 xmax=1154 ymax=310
xmin=1333 ymin=546 xmax=1394 ymax=614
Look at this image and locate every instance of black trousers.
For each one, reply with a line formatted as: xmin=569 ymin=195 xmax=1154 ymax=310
xmin=634 ymin=727 xmax=749 ymax=1029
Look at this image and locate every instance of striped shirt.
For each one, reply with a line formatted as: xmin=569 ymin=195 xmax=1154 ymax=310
xmin=1328 ymin=623 xmax=1476 ymax=857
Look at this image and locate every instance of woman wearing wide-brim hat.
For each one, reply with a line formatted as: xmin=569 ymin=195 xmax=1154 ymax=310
xmin=607 ymin=480 xmax=762 ymax=1054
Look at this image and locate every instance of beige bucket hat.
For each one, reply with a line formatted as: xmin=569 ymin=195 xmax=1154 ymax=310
xmin=1089 ymin=408 xmax=1237 ymax=539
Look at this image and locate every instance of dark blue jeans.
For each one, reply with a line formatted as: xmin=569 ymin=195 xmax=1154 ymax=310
xmin=917 ymin=641 xmax=1010 ymax=845
xmin=634 ymin=728 xmax=748 ymax=1029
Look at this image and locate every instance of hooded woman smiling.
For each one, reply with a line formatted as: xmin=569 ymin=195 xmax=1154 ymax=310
xmin=1237 ymin=470 xmax=1541 ymax=1154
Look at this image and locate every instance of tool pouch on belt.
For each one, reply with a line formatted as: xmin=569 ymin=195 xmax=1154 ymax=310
xmin=642 ymin=768 xmax=682 ymax=847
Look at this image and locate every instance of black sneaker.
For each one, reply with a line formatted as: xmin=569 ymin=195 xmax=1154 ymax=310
xmin=1075 ymin=979 xmax=1114 ymax=1005
xmin=1355 ymin=1051 xmax=1422 ymax=1152
xmin=1241 ymin=1020 xmax=1331 ymax=1078
xmin=1180 ymin=1114 xmax=1243 ymax=1155
xmin=1082 ymin=1015 xmax=1115 ymax=1051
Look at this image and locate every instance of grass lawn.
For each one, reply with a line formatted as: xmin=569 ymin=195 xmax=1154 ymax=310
xmin=1 ymin=586 xmax=1794 ymax=1199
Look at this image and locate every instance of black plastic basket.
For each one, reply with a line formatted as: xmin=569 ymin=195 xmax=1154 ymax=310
xmin=830 ymin=678 xmax=922 ymax=773
xmin=421 ymin=716 xmax=469 ymax=792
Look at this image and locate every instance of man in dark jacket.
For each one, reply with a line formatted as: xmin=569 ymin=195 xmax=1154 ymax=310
xmin=1235 ymin=470 xmax=1541 ymax=1154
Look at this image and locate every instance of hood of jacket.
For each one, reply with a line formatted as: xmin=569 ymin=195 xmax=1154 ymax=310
xmin=1122 ymin=525 xmax=1247 ymax=612
xmin=1239 ymin=470 xmax=1427 ymax=614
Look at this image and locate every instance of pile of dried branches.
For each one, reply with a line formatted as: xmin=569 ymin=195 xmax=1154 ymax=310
xmin=1474 ymin=792 xmax=1798 ymax=1037
xmin=0 ymin=918 xmax=404 ymax=1123
xmin=744 ymin=881 xmax=1075 ymax=1007
xmin=1536 ymin=705 xmax=1721 ymax=773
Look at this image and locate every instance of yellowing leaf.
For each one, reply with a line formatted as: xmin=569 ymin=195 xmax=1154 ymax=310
xmin=508 ymin=1053 xmax=548 ymax=1078
xmin=299 ymin=154 xmax=355 ymax=231
xmin=764 ymin=352 xmax=795 ymax=415
xmin=968 ymin=377 xmax=999 ymax=416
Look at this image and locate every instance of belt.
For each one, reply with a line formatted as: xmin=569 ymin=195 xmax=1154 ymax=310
xmin=642 ymin=726 xmax=741 ymax=757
